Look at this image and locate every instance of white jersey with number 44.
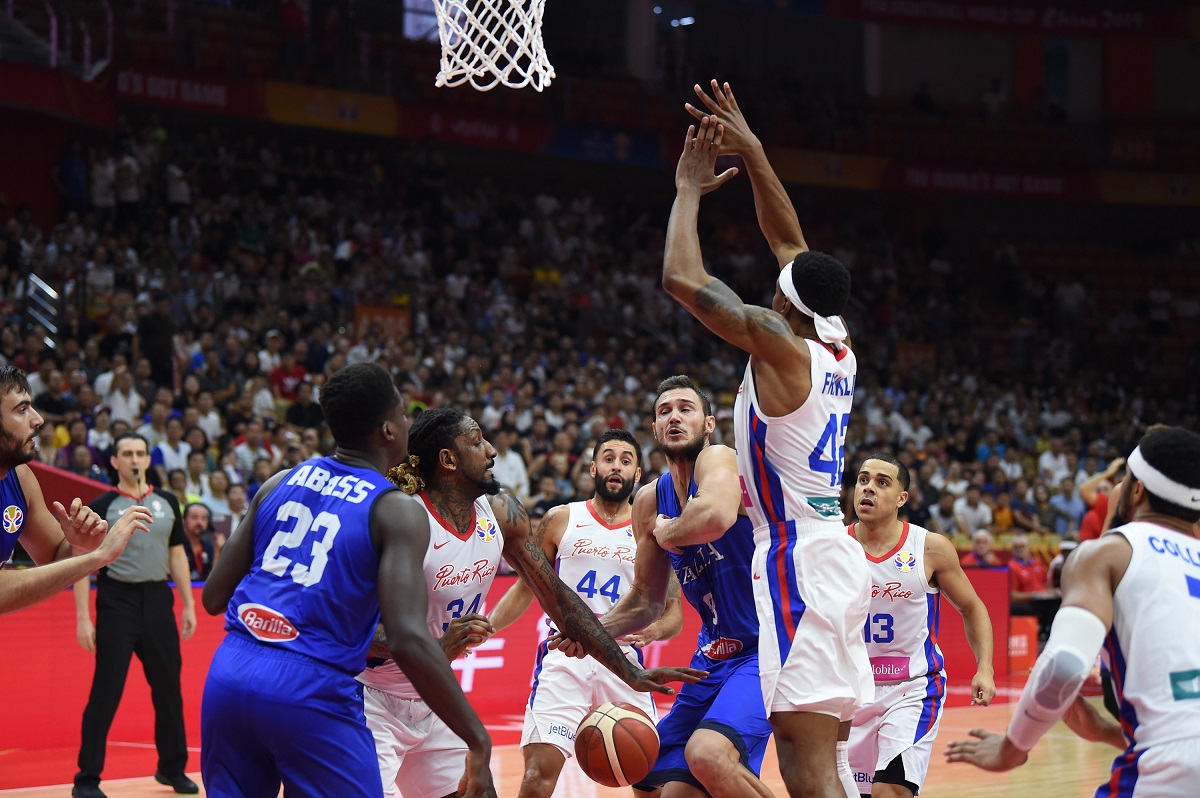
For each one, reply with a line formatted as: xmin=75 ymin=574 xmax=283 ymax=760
xmin=734 ymin=340 xmax=857 ymax=529
xmin=544 ymin=500 xmax=637 ymax=636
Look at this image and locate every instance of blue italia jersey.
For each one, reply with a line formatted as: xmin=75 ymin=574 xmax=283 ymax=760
xmin=0 ymin=467 xmax=28 ymax=565
xmin=223 ymin=457 xmax=395 ymax=675
xmin=657 ymin=470 xmax=758 ymax=661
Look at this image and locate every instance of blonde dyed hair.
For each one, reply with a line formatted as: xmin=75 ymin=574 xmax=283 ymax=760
xmin=387 ymin=455 xmax=424 ymax=495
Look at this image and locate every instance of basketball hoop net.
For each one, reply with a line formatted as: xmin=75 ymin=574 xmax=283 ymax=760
xmin=433 ymin=0 xmax=555 ymax=92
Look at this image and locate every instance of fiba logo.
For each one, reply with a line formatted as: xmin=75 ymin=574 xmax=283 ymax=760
xmin=3 ymin=505 xmax=24 ymax=535
xmin=894 ymin=551 xmax=916 ymax=572
xmin=475 ymin=516 xmax=497 ymax=543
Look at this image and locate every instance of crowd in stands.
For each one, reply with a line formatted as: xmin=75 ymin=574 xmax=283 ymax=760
xmin=2 ymin=114 xmax=1195 ymax=593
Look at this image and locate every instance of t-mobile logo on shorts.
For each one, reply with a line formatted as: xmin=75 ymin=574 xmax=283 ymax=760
xmin=870 ymin=656 xmax=908 ymax=681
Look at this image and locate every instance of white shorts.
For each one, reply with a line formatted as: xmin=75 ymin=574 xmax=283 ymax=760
xmin=1112 ymin=737 xmax=1200 ymax=797
xmin=752 ymin=519 xmax=872 ymax=719
xmin=848 ymin=673 xmax=945 ymax=792
xmin=363 ymin=686 xmax=470 ymax=798
xmin=521 ymin=644 xmax=656 ymax=756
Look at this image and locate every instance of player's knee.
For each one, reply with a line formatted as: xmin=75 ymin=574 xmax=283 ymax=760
xmin=519 ymin=745 xmax=566 ymax=798
xmin=683 ymin=730 xmax=738 ymax=787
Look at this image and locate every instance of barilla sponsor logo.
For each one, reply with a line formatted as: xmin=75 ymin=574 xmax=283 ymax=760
xmin=870 ymin=656 xmax=908 ymax=681
xmin=433 ymin=559 xmax=497 ymax=590
xmin=871 ymin=581 xmax=915 ymax=602
xmin=238 ymin=603 xmax=299 ymax=642
xmin=701 ymin=637 xmax=744 ymax=660
xmin=570 ymin=538 xmax=635 ymax=563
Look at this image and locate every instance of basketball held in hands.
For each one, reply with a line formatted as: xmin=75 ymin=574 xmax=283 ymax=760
xmin=574 ymin=701 xmax=660 ymax=787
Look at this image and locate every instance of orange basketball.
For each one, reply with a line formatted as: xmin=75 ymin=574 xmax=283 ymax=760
xmin=574 ymin=701 xmax=660 ymax=788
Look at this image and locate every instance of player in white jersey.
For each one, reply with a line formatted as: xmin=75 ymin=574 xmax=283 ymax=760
xmin=359 ymin=408 xmax=705 ymax=798
xmin=948 ymin=427 xmax=1200 ymax=798
xmin=847 ymin=454 xmax=995 ymax=798
xmin=666 ymin=81 xmax=869 ymax=797
xmin=489 ymin=429 xmax=684 ymax=797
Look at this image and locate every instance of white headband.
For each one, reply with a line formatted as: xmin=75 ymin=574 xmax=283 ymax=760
xmin=1127 ymin=446 xmax=1200 ymax=509
xmin=778 ymin=262 xmax=848 ymax=347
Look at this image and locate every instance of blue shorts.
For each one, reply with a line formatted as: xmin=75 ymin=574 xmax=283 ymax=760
xmin=635 ymin=652 xmax=773 ymax=792
xmin=201 ymin=633 xmax=384 ymax=798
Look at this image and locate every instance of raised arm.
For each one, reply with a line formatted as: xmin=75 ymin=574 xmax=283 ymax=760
xmin=928 ymin=533 xmax=995 ymax=706
xmin=374 ymin=491 xmax=495 ymax=798
xmin=687 ymin=79 xmax=806 ymax=266
xmin=488 ymin=505 xmax=567 ymax=632
xmin=1 ymin=468 xmax=151 ymax=616
xmin=1079 ymin=457 xmax=1124 ymax=508
xmin=493 ymin=490 xmax=706 ymax=694
xmin=652 ymin=444 xmax=741 ymax=553
xmin=663 ymin=119 xmax=799 ymax=362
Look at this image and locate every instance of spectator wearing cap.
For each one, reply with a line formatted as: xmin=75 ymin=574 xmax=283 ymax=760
xmin=1047 ymin=539 xmax=1078 ymax=589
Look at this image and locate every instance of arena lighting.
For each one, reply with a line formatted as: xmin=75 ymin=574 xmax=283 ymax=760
xmin=679 ymin=16 xmax=695 ymax=24
xmin=653 ymin=5 xmax=662 ymax=13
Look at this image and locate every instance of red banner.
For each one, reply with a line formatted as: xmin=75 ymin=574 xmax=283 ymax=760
xmin=883 ymin=163 xmax=1096 ymax=200
xmin=0 ymin=61 xmax=117 ymax=130
xmin=115 ymin=65 xmax=263 ymax=118
xmin=828 ymin=0 xmax=1190 ymax=37
xmin=399 ymin=104 xmax=555 ymax=153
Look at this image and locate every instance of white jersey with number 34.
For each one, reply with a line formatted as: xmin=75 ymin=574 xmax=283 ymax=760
xmin=357 ymin=491 xmax=504 ymax=698
xmin=734 ymin=339 xmax=857 ymax=529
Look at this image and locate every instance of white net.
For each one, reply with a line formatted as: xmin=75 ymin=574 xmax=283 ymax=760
xmin=433 ymin=0 xmax=555 ymax=92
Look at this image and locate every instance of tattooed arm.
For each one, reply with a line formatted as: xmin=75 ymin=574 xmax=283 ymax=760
xmin=488 ymin=504 xmax=565 ymax=632
xmin=663 ymin=118 xmax=809 ymax=372
xmin=491 ymin=490 xmax=707 ymax=694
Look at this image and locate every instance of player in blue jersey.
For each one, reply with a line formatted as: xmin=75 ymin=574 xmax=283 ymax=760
xmin=0 ymin=365 xmax=151 ymax=616
xmin=199 ymin=363 xmax=496 ymax=798
xmin=556 ymin=375 xmax=773 ymax=797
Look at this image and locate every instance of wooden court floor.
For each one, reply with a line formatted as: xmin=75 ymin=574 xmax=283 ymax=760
xmin=0 ymin=699 xmax=1118 ymax=797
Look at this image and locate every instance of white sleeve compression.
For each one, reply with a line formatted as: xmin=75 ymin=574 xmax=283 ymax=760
xmin=1007 ymin=606 xmax=1108 ymax=751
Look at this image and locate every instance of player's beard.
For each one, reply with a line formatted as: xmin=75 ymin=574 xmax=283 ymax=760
xmin=475 ymin=460 xmax=502 ymax=496
xmin=1114 ymin=478 xmax=1135 ymax=526
xmin=661 ymin=428 xmax=707 ymax=465
xmin=0 ymin=426 xmax=37 ymax=471
xmin=595 ymin=474 xmax=636 ymax=504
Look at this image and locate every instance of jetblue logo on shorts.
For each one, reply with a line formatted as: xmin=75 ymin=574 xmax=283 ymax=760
xmin=547 ymin=723 xmax=576 ymax=741
xmin=1170 ymin=669 xmax=1200 ymax=702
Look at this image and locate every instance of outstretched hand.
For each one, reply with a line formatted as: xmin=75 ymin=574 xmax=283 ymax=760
xmin=626 ymin=665 xmax=709 ymax=695
xmin=676 ymin=117 xmax=738 ymax=196
xmin=686 ymin=80 xmax=760 ymax=155
xmin=944 ymin=728 xmax=1028 ymax=772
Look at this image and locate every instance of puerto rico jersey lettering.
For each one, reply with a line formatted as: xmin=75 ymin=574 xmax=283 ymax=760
xmin=657 ymin=470 xmax=758 ymax=661
xmin=359 ymin=492 xmax=504 ymax=698
xmin=547 ymin=499 xmax=637 ymax=634
xmin=734 ymin=339 xmax=856 ymax=529
xmin=1102 ymin=521 xmax=1200 ymax=753
xmin=223 ymin=457 xmax=394 ymax=674
xmin=852 ymin=522 xmax=944 ymax=683
xmin=0 ymin=467 xmax=28 ymax=566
